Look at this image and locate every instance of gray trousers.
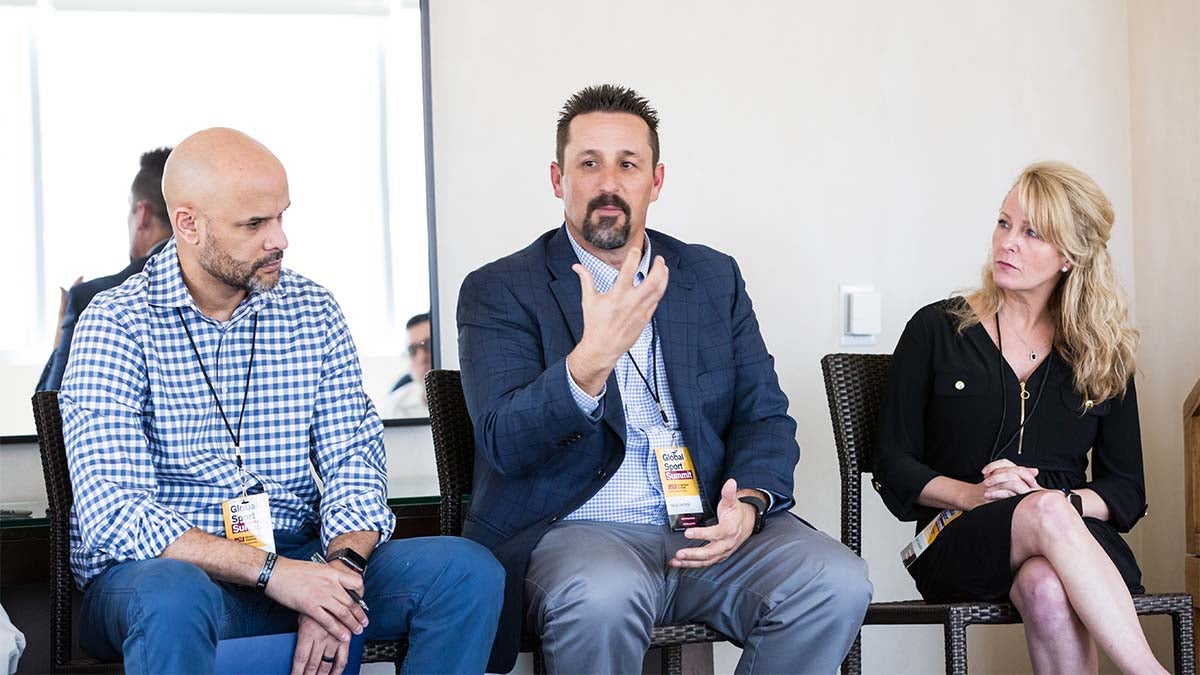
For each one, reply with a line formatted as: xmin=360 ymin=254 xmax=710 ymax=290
xmin=525 ymin=514 xmax=872 ymax=675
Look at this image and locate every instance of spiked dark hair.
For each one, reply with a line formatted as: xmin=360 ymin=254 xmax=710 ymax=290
xmin=556 ymin=84 xmax=660 ymax=167
xmin=130 ymin=146 xmax=172 ymax=230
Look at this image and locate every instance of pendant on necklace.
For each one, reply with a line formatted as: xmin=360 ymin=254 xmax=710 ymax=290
xmin=1030 ymin=352 xmax=1038 ymax=361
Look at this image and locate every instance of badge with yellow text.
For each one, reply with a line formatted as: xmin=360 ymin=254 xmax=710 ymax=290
xmin=222 ymin=492 xmax=276 ymax=553
xmin=654 ymin=444 xmax=707 ymax=530
xmin=900 ymin=507 xmax=962 ymax=568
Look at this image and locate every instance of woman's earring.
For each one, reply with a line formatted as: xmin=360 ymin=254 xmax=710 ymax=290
xmin=1061 ymin=266 xmax=1069 ymax=273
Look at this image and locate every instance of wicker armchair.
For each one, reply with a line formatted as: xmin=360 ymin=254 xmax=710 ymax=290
xmin=31 ymin=390 xmax=407 ymax=673
xmin=424 ymin=369 xmax=729 ymax=675
xmin=819 ymin=353 xmax=1195 ymax=675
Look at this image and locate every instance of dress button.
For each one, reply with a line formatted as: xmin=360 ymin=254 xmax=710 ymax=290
xmin=954 ymin=380 xmax=965 ymax=391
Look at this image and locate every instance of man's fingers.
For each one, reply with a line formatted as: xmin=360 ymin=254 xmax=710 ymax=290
xmin=672 ymin=542 xmax=729 ymax=567
xmin=572 ymin=264 xmax=597 ymax=298
xmin=291 ymin=640 xmax=312 ymax=675
xmin=614 ymin=247 xmax=643 ymax=288
xmin=336 ymin=570 xmax=365 ymax=596
xmin=717 ymin=478 xmax=739 ymax=515
xmin=311 ymin=605 xmax=352 ymax=643
xmin=636 ymin=257 xmax=669 ymax=303
xmin=330 ymin=641 xmax=349 ymax=675
xmin=327 ymin=599 xmax=363 ymax=637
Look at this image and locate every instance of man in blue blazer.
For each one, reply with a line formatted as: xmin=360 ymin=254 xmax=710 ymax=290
xmin=458 ymin=85 xmax=871 ymax=674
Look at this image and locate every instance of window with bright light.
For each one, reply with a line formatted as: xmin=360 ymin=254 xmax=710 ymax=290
xmin=0 ymin=1 xmax=432 ymax=435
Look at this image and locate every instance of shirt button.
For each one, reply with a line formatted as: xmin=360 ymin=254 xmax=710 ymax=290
xmin=955 ymin=380 xmax=965 ymax=391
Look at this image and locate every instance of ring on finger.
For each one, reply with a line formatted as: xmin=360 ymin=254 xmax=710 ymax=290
xmin=321 ymin=654 xmax=336 ymax=663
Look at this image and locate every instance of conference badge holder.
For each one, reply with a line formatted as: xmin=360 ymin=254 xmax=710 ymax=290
xmin=900 ymin=507 xmax=962 ymax=568
xmin=653 ymin=432 xmax=707 ymax=531
xmin=222 ymin=464 xmax=276 ymax=553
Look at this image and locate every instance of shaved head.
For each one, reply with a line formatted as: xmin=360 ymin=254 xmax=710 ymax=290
xmin=165 ymin=128 xmax=291 ymax=316
xmin=163 ymin=127 xmax=286 ymax=220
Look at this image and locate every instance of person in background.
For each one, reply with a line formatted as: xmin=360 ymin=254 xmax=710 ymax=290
xmin=873 ymin=161 xmax=1164 ymax=674
xmin=36 ymin=147 xmax=174 ymax=392
xmin=59 ymin=128 xmax=503 ymax=675
xmin=380 ymin=312 xmax=431 ymax=418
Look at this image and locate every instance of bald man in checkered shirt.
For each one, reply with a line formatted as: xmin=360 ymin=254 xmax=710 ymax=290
xmin=59 ymin=128 xmax=502 ymax=675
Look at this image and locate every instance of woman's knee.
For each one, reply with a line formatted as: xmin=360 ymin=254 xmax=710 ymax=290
xmin=1010 ymin=558 xmax=1073 ymax=628
xmin=1016 ymin=490 xmax=1086 ymax=544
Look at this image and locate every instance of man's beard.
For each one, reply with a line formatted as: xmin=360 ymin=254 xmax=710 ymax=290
xmin=198 ymin=230 xmax=283 ymax=294
xmin=581 ymin=193 xmax=632 ymax=250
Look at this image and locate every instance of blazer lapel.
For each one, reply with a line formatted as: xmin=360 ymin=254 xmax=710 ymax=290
xmin=545 ymin=225 xmax=627 ymax=442
xmin=651 ymin=232 xmax=700 ymax=451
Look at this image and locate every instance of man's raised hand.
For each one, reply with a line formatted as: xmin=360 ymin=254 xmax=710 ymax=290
xmin=567 ymin=246 xmax=668 ymax=395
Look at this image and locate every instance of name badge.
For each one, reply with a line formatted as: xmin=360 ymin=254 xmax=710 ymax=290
xmin=222 ymin=492 xmax=276 ymax=553
xmin=654 ymin=443 xmax=706 ymax=530
xmin=900 ymin=507 xmax=962 ymax=568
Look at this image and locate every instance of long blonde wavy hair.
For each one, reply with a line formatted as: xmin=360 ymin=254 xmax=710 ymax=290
xmin=952 ymin=161 xmax=1138 ymax=403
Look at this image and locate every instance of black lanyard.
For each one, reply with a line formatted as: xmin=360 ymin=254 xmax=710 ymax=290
xmin=627 ymin=318 xmax=669 ymax=425
xmin=178 ymin=308 xmax=259 ymax=476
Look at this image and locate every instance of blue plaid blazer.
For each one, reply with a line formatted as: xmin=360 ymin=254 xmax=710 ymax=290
xmin=457 ymin=225 xmax=799 ymax=671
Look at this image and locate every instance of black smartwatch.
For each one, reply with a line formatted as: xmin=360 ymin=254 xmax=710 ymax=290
xmin=1060 ymin=488 xmax=1083 ymax=516
xmin=328 ymin=547 xmax=368 ymax=575
xmin=738 ymin=494 xmax=767 ymax=535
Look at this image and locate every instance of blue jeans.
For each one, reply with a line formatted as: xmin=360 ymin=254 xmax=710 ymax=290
xmin=79 ymin=529 xmax=504 ymax=674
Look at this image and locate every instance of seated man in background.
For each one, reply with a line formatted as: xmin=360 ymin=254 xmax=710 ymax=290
xmin=36 ymin=147 xmax=173 ymax=392
xmin=60 ymin=127 xmax=503 ymax=675
xmin=380 ymin=312 xmax=432 ymax=418
xmin=457 ymin=84 xmax=872 ymax=674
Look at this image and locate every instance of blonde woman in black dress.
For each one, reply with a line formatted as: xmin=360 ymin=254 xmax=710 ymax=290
xmin=875 ymin=162 xmax=1164 ymax=673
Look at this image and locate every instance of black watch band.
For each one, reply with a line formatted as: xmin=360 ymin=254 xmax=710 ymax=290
xmin=1060 ymin=488 xmax=1083 ymax=516
xmin=328 ymin=547 xmax=368 ymax=575
xmin=738 ymin=495 xmax=767 ymax=535
xmin=256 ymin=551 xmax=278 ymax=591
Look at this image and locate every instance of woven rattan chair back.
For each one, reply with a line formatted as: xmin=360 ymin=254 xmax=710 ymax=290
xmin=820 ymin=352 xmax=891 ymax=558
xmin=424 ymin=369 xmax=474 ymax=537
xmin=31 ymin=390 xmax=90 ymax=672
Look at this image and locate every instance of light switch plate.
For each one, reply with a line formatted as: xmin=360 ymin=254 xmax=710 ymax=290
xmin=840 ymin=284 xmax=879 ymax=346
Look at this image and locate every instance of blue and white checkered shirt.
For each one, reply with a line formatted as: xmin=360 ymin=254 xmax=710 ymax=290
xmin=59 ymin=238 xmax=394 ymax=587
xmin=563 ymin=230 xmax=680 ymax=525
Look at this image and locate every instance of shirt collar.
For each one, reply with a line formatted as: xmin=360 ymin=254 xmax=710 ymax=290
xmin=563 ymin=225 xmax=652 ymax=294
xmin=146 ymin=237 xmax=286 ymax=320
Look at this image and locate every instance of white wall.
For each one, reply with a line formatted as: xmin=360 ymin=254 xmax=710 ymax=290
xmin=1128 ymin=0 xmax=1200 ymax=663
xmin=426 ymin=1 xmax=1142 ymax=672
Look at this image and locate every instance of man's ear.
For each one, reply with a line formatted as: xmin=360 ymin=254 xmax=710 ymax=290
xmin=550 ymin=162 xmax=564 ymax=199
xmin=133 ymin=200 xmax=158 ymax=233
xmin=174 ymin=208 xmax=200 ymax=245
